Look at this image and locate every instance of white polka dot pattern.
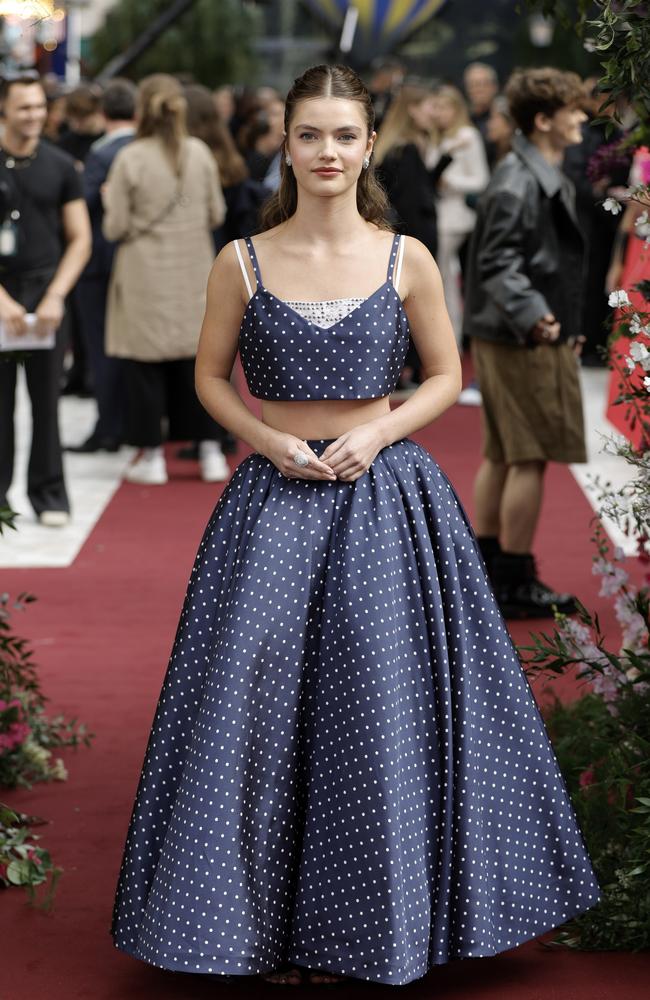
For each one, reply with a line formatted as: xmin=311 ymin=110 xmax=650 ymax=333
xmin=111 ymin=437 xmax=602 ymax=985
xmin=238 ymin=235 xmax=410 ymax=400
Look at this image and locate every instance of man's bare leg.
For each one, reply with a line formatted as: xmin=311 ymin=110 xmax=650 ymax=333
xmin=500 ymin=460 xmax=546 ymax=553
xmin=474 ymin=458 xmax=507 ymax=537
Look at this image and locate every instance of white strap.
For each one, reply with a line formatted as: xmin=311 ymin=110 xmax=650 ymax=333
xmin=234 ymin=239 xmax=254 ymax=300
xmin=394 ymin=234 xmax=405 ymax=293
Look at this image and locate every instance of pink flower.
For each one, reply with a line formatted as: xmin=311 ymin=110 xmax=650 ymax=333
xmin=0 ymin=721 xmax=31 ymax=752
xmin=579 ymin=767 xmax=595 ymax=789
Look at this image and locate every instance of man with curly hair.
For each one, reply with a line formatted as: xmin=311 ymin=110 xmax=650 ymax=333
xmin=463 ymin=67 xmax=588 ymax=618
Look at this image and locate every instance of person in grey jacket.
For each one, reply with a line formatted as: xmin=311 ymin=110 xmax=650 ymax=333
xmin=66 ymin=79 xmax=136 ymax=453
xmin=462 ymin=67 xmax=587 ymax=619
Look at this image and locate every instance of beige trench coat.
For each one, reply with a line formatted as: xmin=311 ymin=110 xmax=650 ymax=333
xmin=103 ymin=136 xmax=226 ymax=361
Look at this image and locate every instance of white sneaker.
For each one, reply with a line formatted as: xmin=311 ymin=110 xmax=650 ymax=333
xmin=125 ymin=452 xmax=168 ymax=485
xmin=39 ymin=510 xmax=70 ymax=528
xmin=199 ymin=441 xmax=230 ymax=482
xmin=458 ymin=384 xmax=482 ymax=407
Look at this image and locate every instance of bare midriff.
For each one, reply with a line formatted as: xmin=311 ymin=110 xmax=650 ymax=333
xmin=261 ymin=396 xmax=393 ymax=440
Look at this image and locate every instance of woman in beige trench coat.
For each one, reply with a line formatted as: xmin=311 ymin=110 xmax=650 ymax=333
xmin=103 ymin=73 xmax=228 ymax=484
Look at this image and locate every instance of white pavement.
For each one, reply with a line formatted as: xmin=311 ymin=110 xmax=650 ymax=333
xmin=0 ymin=366 xmax=633 ymax=569
xmin=1 ymin=370 xmax=134 ymax=568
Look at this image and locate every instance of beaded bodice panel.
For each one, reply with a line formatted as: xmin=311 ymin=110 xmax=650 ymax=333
xmin=237 ymin=235 xmax=410 ymax=401
xmin=284 ymin=297 xmax=366 ymax=330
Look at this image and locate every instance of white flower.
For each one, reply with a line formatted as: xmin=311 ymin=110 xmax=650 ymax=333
xmin=603 ymin=197 xmax=622 ymax=215
xmin=51 ymin=758 xmax=68 ymax=782
xmin=608 ymin=289 xmax=631 ymax=308
xmin=629 ymin=339 xmax=649 ymax=360
xmin=635 ymin=210 xmax=649 ymax=230
xmin=644 ymin=376 xmax=650 ymax=392
xmin=628 ymin=338 xmax=650 ymax=371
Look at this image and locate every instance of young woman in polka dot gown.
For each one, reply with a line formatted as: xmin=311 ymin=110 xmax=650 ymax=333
xmin=111 ymin=64 xmax=601 ymax=987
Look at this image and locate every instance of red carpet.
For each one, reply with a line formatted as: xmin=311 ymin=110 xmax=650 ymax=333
xmin=3 ymin=366 xmax=648 ymax=998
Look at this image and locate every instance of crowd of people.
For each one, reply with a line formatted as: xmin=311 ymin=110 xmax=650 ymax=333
xmin=0 ymin=57 xmax=641 ymax=615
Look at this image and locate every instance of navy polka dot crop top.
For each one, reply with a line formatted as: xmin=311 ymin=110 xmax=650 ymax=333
xmin=236 ymin=234 xmax=411 ymax=401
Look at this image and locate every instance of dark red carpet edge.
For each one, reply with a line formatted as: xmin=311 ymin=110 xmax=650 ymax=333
xmin=2 ymin=363 xmax=649 ymax=998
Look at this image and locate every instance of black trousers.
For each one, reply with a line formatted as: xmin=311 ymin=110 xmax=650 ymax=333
xmin=75 ymin=274 xmax=125 ymax=441
xmin=0 ymin=269 xmax=69 ymax=515
xmin=124 ymin=357 xmax=224 ymax=448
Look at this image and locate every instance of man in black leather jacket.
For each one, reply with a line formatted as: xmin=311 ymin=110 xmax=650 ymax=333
xmin=462 ymin=67 xmax=588 ymax=619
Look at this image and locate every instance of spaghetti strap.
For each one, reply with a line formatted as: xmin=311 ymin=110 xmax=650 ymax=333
xmin=394 ymin=235 xmax=405 ymax=294
xmin=386 ymin=233 xmax=401 ymax=282
xmin=234 ymin=240 xmax=254 ymax=300
xmin=244 ymin=237 xmax=263 ymax=288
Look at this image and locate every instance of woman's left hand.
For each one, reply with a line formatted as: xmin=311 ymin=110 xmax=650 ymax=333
xmin=318 ymin=423 xmax=386 ymax=482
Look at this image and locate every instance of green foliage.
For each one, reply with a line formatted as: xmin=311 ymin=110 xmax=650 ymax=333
xmin=0 ymin=805 xmax=62 ymax=908
xmin=539 ymin=691 xmax=650 ymax=950
xmin=0 ymin=505 xmax=17 ymax=534
xmin=0 ymin=594 xmax=93 ymax=790
xmin=88 ymin=0 xmax=260 ymax=87
xmin=521 ymin=588 xmax=650 ymax=950
xmin=527 ymin=1 xmax=650 ymax=132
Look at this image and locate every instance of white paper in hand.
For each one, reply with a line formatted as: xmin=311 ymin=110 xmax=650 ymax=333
xmin=0 ymin=314 xmax=56 ymax=351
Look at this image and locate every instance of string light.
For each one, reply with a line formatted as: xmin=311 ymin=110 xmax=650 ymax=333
xmin=0 ymin=1 xmax=56 ymax=19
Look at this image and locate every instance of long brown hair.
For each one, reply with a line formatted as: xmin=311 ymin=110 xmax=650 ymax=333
xmin=373 ymin=82 xmax=433 ymax=165
xmin=432 ymin=84 xmax=471 ymax=141
xmin=183 ymin=83 xmax=248 ymax=187
xmin=136 ymin=74 xmax=187 ymax=175
xmin=259 ymin=64 xmax=392 ymax=232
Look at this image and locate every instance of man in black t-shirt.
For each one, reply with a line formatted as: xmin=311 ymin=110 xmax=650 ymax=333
xmin=0 ymin=73 xmax=91 ymax=526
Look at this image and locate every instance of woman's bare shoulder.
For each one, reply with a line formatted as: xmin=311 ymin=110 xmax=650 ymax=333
xmin=401 ymin=235 xmax=441 ymax=288
xmin=402 ymin=234 xmax=436 ymax=265
xmin=212 ymin=240 xmax=244 ymax=277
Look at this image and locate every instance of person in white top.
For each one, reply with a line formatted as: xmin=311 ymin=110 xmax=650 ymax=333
xmin=426 ymin=85 xmax=489 ymax=344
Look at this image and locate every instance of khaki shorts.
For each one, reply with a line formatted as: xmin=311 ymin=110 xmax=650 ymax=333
xmin=471 ymin=338 xmax=587 ymax=465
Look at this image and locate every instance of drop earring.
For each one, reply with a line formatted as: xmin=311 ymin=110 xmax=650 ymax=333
xmin=285 ymin=153 xmax=292 ymax=167
xmin=363 ymin=156 xmax=370 ymax=169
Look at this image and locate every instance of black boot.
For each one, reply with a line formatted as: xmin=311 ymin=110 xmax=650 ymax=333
xmin=492 ymin=552 xmax=577 ymax=619
xmin=476 ymin=535 xmax=502 ymax=582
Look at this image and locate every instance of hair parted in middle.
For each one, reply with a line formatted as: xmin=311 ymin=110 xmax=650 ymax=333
xmin=259 ymin=63 xmax=392 ymax=232
xmin=136 ymin=73 xmax=188 ymax=175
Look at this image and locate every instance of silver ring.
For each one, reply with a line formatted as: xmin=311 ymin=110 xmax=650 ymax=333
xmin=293 ymin=451 xmax=310 ymax=467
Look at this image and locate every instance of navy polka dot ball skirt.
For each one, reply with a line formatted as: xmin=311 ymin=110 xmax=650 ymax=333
xmin=111 ymin=437 xmax=602 ymax=985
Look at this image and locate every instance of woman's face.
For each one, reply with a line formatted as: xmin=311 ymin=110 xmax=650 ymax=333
xmin=486 ymin=107 xmax=512 ymax=145
xmin=408 ymin=94 xmax=436 ymax=133
xmin=285 ymin=96 xmax=374 ymax=199
xmin=431 ymin=95 xmax=457 ymax=132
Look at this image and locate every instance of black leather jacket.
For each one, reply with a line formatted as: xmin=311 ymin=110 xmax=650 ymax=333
xmin=462 ymin=133 xmax=585 ymax=348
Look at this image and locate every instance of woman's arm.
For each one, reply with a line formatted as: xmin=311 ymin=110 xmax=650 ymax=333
xmin=207 ymin=154 xmax=227 ymax=230
xmin=195 ymin=243 xmax=274 ymax=455
xmin=371 ymin=237 xmax=462 ymax=449
xmin=605 ymin=201 xmax=645 ymax=293
xmin=439 ymin=128 xmax=489 ymax=196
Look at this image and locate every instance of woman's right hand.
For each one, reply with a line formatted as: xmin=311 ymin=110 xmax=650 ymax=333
xmin=265 ymin=432 xmax=337 ymax=481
